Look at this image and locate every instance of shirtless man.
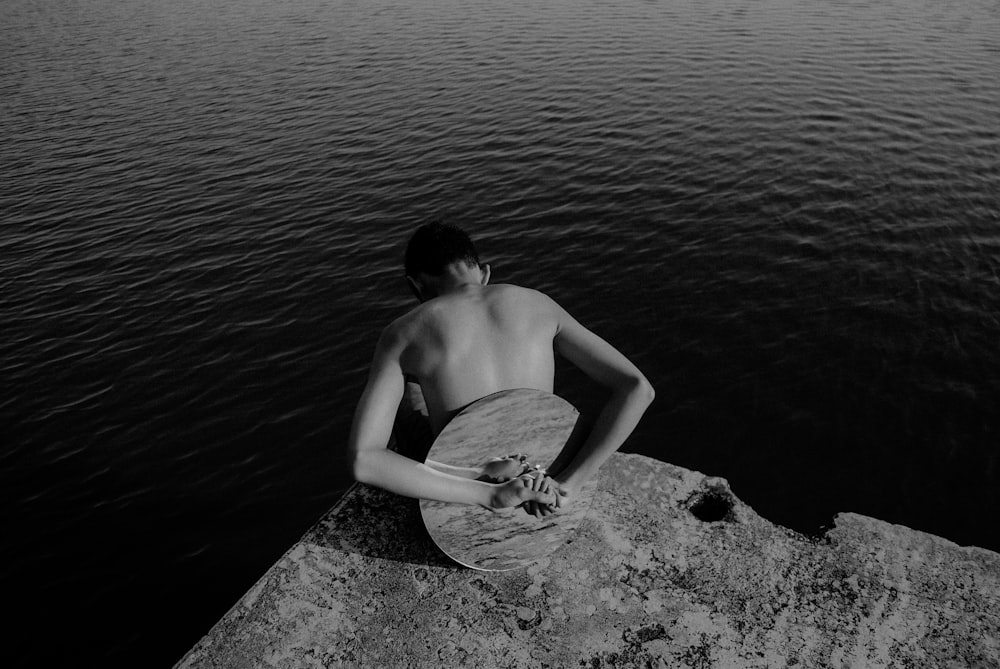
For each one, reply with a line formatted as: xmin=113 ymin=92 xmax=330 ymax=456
xmin=348 ymin=223 xmax=654 ymax=512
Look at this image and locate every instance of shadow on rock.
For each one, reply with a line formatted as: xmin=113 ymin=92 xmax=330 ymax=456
xmin=308 ymin=484 xmax=459 ymax=570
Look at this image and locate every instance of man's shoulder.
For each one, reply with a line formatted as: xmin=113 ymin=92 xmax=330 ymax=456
xmin=382 ymin=284 xmax=562 ymax=337
xmin=497 ymin=285 xmax=568 ymax=320
xmin=487 ymin=283 xmax=557 ymax=305
xmin=374 ymin=303 xmax=429 ymax=355
xmin=486 ymin=284 xmax=567 ymax=331
xmin=379 ymin=295 xmax=462 ymax=342
xmin=382 ymin=306 xmax=424 ymax=340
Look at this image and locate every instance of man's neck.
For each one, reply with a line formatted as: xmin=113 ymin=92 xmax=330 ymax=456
xmin=422 ymin=264 xmax=484 ymax=299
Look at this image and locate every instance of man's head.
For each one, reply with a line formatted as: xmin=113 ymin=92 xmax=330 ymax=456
xmin=404 ymin=222 xmax=489 ymax=301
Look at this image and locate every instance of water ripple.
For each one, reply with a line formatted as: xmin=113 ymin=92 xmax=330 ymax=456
xmin=3 ymin=0 xmax=1000 ymax=664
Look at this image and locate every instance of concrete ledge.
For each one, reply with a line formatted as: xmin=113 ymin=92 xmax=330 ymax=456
xmin=176 ymin=453 xmax=1000 ymax=668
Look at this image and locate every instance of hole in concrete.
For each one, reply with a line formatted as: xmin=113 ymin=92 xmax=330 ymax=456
xmin=687 ymin=488 xmax=736 ymax=523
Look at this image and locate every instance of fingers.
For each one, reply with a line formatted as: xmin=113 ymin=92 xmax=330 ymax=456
xmin=506 ymin=472 xmax=569 ymax=519
xmin=530 ymin=472 xmax=552 ymax=499
xmin=515 ymin=472 xmax=558 ymax=511
xmin=533 ymin=472 xmax=550 ymax=494
xmin=530 ymin=478 xmax=544 ymax=518
xmin=484 ymin=454 xmax=536 ymax=483
xmin=522 ymin=499 xmax=555 ymax=518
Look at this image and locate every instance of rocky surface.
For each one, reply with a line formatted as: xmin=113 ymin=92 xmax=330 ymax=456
xmin=176 ymin=453 xmax=1000 ymax=668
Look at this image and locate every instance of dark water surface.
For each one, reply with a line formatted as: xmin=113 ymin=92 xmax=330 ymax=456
xmin=2 ymin=0 xmax=999 ymax=664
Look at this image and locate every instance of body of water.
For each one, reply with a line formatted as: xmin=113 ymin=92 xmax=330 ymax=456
xmin=2 ymin=0 xmax=998 ymax=665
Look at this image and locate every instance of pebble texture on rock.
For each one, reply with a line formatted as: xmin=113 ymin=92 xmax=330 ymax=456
xmin=176 ymin=454 xmax=1000 ymax=668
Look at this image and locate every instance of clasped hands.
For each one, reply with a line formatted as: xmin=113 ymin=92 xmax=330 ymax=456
xmin=479 ymin=453 xmax=569 ymax=518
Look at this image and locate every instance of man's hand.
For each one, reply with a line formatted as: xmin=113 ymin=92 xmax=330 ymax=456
xmin=489 ymin=472 xmax=557 ymax=510
xmin=477 ymin=453 xmax=530 ymax=483
xmin=522 ymin=478 xmax=570 ymax=518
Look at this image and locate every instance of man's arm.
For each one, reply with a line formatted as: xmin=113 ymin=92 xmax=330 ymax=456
xmin=347 ymin=326 xmax=556 ymax=508
xmin=547 ymin=300 xmax=655 ymax=494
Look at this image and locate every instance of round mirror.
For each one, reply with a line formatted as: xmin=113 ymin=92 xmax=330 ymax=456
xmin=420 ymin=388 xmax=596 ymax=571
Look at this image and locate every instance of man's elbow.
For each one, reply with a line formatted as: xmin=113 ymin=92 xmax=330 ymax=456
xmin=640 ymin=377 xmax=656 ymax=405
xmin=630 ymin=374 xmax=655 ymax=407
xmin=348 ymin=447 xmax=374 ymax=485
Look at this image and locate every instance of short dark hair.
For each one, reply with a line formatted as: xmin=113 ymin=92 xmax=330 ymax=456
xmin=404 ymin=222 xmax=480 ymax=277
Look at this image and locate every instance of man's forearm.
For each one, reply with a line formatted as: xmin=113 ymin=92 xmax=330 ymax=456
xmin=353 ymin=447 xmax=494 ymax=505
xmin=425 ymin=459 xmax=479 ymax=479
xmin=554 ymin=378 xmax=654 ymax=489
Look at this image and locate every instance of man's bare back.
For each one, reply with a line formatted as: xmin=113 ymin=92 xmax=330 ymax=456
xmin=347 ymin=223 xmax=653 ymax=512
xmin=390 ymin=283 xmax=559 ymax=434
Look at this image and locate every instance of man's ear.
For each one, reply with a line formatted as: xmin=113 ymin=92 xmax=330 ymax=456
xmin=405 ymin=275 xmax=424 ymax=302
xmin=480 ymin=263 xmax=491 ymax=286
